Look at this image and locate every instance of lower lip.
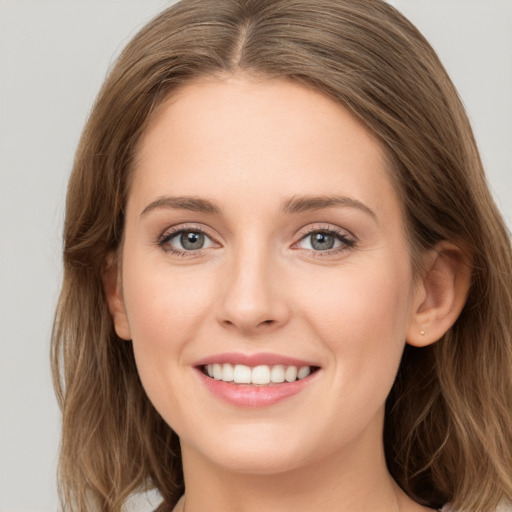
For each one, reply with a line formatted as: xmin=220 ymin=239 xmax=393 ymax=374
xmin=195 ymin=369 xmax=318 ymax=408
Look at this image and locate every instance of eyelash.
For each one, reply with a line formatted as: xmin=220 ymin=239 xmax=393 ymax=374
xmin=294 ymin=226 xmax=357 ymax=257
xmin=157 ymin=224 xmax=216 ymax=257
xmin=157 ymin=224 xmax=357 ymax=258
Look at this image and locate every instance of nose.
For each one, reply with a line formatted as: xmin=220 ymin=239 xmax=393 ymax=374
xmin=216 ymin=246 xmax=290 ymax=336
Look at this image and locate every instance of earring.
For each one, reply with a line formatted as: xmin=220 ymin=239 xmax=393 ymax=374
xmin=419 ymin=329 xmax=425 ymax=336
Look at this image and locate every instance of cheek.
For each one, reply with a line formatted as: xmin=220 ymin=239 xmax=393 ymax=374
xmin=300 ymin=258 xmax=413 ymax=388
xmin=307 ymin=260 xmax=411 ymax=334
xmin=121 ymin=260 xmax=219 ymax=431
xmin=121 ymin=254 xmax=216 ymax=376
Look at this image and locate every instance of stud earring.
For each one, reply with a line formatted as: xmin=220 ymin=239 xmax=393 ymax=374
xmin=419 ymin=329 xmax=425 ymax=336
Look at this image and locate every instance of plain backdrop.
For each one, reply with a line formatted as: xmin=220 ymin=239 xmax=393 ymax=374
xmin=0 ymin=1 xmax=510 ymax=511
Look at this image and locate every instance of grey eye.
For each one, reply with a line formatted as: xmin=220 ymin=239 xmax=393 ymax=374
xmin=296 ymin=229 xmax=354 ymax=252
xmin=309 ymin=233 xmax=335 ymax=251
xmin=180 ymin=231 xmax=205 ymax=250
xmin=160 ymin=229 xmax=215 ymax=252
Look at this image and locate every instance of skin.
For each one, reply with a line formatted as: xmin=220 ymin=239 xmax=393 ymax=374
xmin=106 ymin=74 xmax=470 ymax=512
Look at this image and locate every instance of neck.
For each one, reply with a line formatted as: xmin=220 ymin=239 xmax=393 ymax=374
xmin=178 ymin=420 xmax=402 ymax=512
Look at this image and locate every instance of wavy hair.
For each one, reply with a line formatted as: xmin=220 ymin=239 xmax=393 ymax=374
xmin=51 ymin=1 xmax=512 ymax=511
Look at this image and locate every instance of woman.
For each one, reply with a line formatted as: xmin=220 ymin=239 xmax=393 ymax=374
xmin=51 ymin=1 xmax=512 ymax=511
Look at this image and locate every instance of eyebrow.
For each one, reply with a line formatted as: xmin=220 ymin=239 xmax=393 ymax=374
xmin=140 ymin=194 xmax=377 ymax=220
xmin=281 ymin=195 xmax=377 ymax=220
xmin=141 ymin=196 xmax=222 ymax=217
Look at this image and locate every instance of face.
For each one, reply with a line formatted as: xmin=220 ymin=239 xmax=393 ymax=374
xmin=111 ymin=75 xmax=424 ymax=476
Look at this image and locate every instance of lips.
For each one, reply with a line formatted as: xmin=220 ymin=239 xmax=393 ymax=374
xmin=193 ymin=352 xmax=321 ymax=407
xmin=194 ymin=352 xmax=318 ymax=368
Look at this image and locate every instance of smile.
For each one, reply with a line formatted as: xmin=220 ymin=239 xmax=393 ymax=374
xmin=193 ymin=353 xmax=321 ymax=407
xmin=203 ymin=363 xmax=315 ymax=385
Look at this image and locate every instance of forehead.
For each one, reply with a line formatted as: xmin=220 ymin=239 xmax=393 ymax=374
xmin=131 ymin=74 xmax=398 ymax=221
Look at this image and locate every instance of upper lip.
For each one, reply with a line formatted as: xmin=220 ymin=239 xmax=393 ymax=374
xmin=193 ymin=352 xmax=320 ymax=368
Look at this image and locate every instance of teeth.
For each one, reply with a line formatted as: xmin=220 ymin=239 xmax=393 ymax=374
xmin=221 ymin=363 xmax=234 ymax=382
xmin=204 ymin=363 xmax=313 ymax=385
xmin=251 ymin=365 xmax=271 ymax=385
xmin=270 ymin=365 xmax=285 ymax=383
xmin=297 ymin=366 xmax=311 ymax=379
xmin=233 ymin=364 xmax=252 ymax=384
xmin=285 ymin=366 xmax=298 ymax=382
xmin=212 ymin=363 xmax=223 ymax=380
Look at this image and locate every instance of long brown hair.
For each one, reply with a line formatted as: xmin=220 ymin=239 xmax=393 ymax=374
xmin=52 ymin=1 xmax=512 ymax=510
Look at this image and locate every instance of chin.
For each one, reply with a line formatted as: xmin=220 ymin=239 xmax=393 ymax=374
xmin=204 ymin=447 xmax=310 ymax=476
xmin=182 ymin=424 xmax=320 ymax=476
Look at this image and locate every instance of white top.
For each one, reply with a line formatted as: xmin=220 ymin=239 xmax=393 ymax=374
xmin=441 ymin=502 xmax=512 ymax=512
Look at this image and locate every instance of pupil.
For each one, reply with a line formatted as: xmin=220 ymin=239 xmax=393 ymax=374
xmin=181 ymin=231 xmax=204 ymax=250
xmin=311 ymin=233 xmax=334 ymax=250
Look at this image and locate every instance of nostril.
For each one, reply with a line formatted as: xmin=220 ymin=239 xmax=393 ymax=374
xmin=256 ymin=319 xmax=276 ymax=329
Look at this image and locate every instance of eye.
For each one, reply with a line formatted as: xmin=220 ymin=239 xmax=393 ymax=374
xmin=296 ymin=228 xmax=356 ymax=253
xmin=159 ymin=228 xmax=216 ymax=254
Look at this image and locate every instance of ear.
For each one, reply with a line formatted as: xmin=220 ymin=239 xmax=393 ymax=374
xmin=102 ymin=251 xmax=132 ymax=340
xmin=407 ymin=242 xmax=471 ymax=347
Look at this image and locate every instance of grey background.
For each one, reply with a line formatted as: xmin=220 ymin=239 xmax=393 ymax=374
xmin=0 ymin=1 xmax=510 ymax=511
